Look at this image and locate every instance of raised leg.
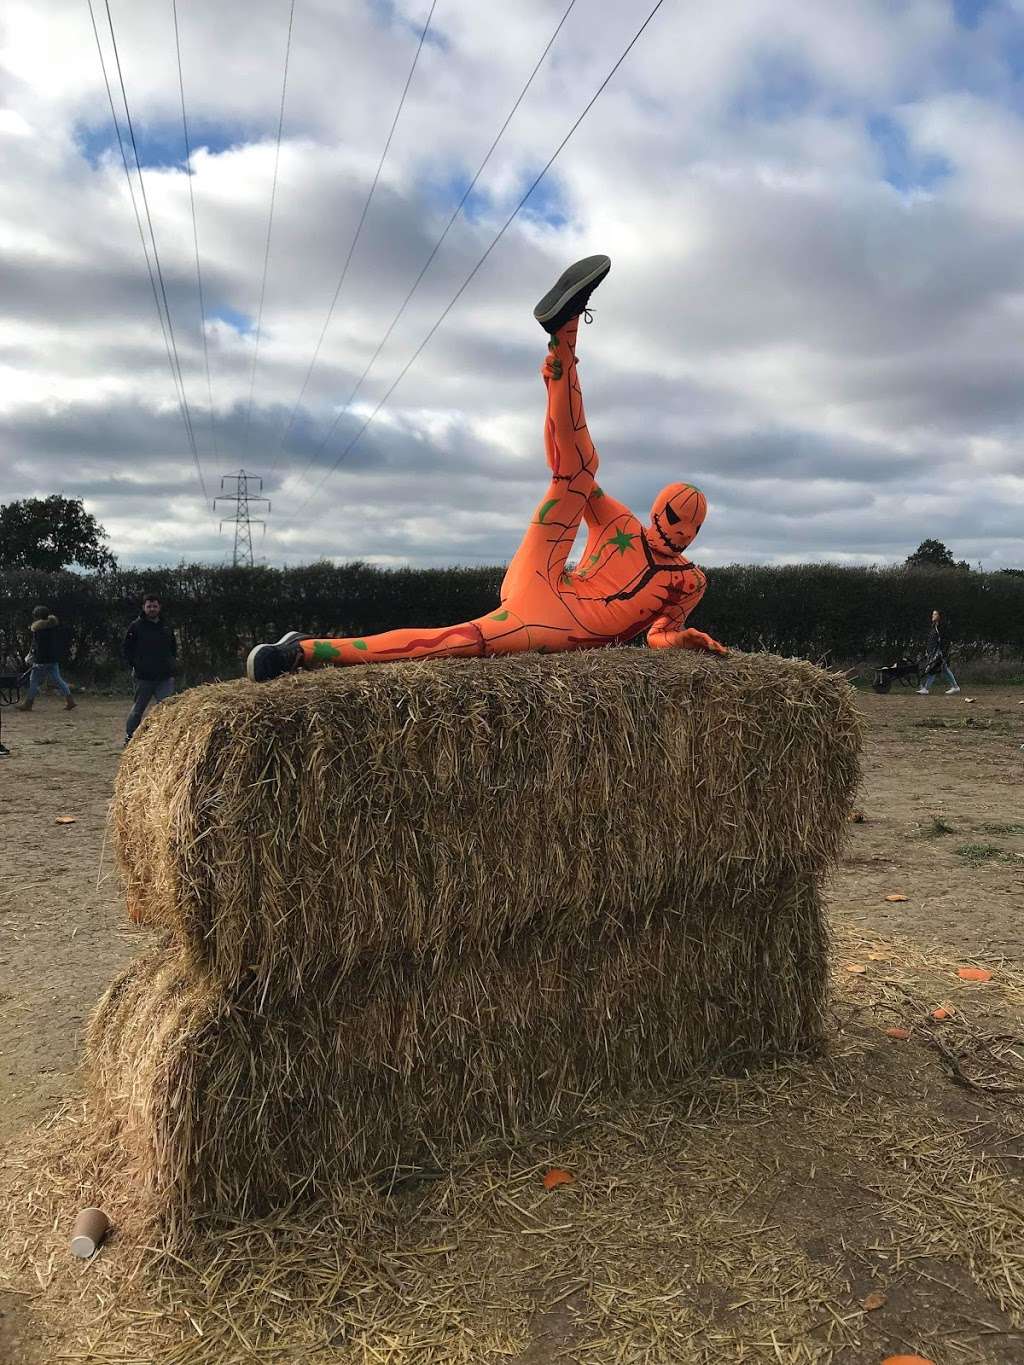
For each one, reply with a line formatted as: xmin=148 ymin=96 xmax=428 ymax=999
xmin=500 ymin=317 xmax=598 ymax=603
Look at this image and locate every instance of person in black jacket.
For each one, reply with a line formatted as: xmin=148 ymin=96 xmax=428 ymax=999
xmin=123 ymin=594 xmax=177 ymax=743
xmin=916 ymin=609 xmax=960 ymax=695
xmin=16 ymin=605 xmax=76 ymax=712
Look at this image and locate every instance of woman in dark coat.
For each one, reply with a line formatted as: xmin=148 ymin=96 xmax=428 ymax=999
xmin=16 ymin=606 xmax=75 ymax=711
xmin=916 ymin=609 xmax=960 ymax=695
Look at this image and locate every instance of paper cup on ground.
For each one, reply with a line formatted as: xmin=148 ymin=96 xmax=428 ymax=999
xmin=70 ymin=1207 xmax=109 ymax=1258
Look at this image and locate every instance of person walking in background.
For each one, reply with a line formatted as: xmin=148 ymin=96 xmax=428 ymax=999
xmin=123 ymin=593 xmax=176 ymax=743
xmin=916 ymin=609 xmax=960 ymax=695
xmin=16 ymin=606 xmax=75 ymax=712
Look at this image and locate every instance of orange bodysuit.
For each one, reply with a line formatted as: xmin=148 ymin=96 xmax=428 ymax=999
xmin=299 ymin=316 xmax=725 ymax=667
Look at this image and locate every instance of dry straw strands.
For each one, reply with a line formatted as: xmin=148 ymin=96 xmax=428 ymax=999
xmin=88 ymin=875 xmax=828 ymax=1237
xmin=19 ymin=925 xmax=1024 ymax=1363
xmin=111 ymin=649 xmax=861 ymax=996
xmin=91 ymin=649 xmax=860 ymax=1236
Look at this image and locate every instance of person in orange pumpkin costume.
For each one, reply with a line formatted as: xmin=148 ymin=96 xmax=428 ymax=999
xmin=247 ymin=255 xmax=726 ymax=683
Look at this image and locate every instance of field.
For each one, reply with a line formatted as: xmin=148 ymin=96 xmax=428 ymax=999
xmin=1 ymin=683 xmax=1023 ymax=1364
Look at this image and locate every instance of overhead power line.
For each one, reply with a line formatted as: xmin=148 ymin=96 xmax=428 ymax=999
xmin=172 ymin=0 xmax=218 ymax=468
xmin=98 ymin=0 xmax=210 ymax=505
xmin=291 ymin=0 xmax=670 ymax=520
xmin=242 ymin=0 xmax=297 ymax=453
xmin=265 ymin=0 xmax=438 ymax=477
xmin=86 ymin=0 xmax=212 ymax=510
xmin=276 ymin=0 xmax=578 ymax=498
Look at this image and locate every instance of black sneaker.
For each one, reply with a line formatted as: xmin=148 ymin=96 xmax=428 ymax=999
xmin=533 ymin=254 xmax=611 ymax=334
xmin=246 ymin=631 xmax=308 ymax=684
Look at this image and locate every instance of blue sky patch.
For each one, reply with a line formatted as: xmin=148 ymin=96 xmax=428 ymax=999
xmin=76 ymin=117 xmax=254 ymax=171
xmin=952 ymin=0 xmax=995 ymax=30
xmin=518 ymin=169 xmax=571 ymax=230
xmin=867 ymin=114 xmax=951 ymax=192
xmin=421 ymin=169 xmax=493 ymax=223
xmin=211 ymin=306 xmax=254 ymax=334
xmin=420 ymin=163 xmax=572 ymax=229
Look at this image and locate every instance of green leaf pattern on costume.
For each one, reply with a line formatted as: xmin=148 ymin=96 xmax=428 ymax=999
xmin=312 ymin=641 xmax=343 ymax=659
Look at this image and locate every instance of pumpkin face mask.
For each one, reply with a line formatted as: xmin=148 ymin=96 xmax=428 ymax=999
xmin=648 ymin=483 xmax=706 ymax=556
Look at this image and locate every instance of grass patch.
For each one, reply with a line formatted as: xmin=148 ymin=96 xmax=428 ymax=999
xmin=955 ymin=843 xmax=1007 ymax=864
xmin=918 ymin=816 xmax=957 ymax=838
xmin=980 ymin=822 xmax=1024 ymax=836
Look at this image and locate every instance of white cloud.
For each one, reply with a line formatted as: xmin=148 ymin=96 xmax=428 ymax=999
xmin=2 ymin=0 xmax=1023 ymax=571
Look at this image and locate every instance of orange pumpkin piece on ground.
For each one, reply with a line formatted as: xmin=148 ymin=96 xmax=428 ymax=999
xmin=957 ymin=967 xmax=993 ymax=983
xmin=885 ymin=1027 xmax=911 ymax=1040
xmin=542 ymin=1168 xmax=574 ymax=1191
xmin=881 ymin=1356 xmax=935 ymax=1365
xmin=884 ymin=893 xmax=909 ymax=903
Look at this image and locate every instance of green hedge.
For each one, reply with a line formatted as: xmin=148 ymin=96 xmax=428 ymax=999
xmin=1 ymin=561 xmax=1022 ymax=685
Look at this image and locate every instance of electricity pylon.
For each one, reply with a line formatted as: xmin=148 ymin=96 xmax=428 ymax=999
xmin=215 ymin=470 xmax=270 ymax=568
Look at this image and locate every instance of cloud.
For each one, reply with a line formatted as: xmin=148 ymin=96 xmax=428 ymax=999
xmin=2 ymin=0 xmax=1024 ymax=574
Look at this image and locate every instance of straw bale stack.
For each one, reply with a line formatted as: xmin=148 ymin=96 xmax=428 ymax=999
xmin=92 ymin=649 xmax=860 ymax=1236
xmin=111 ymin=650 xmax=860 ymax=994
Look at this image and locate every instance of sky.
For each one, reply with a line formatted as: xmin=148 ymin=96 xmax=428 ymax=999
xmin=1 ymin=0 xmax=1023 ymax=571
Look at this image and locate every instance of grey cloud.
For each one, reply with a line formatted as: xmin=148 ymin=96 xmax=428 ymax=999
xmin=3 ymin=0 xmax=1024 ymax=572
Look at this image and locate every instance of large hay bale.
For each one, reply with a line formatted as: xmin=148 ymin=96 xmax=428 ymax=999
xmin=96 ymin=650 xmax=859 ymax=1234
xmin=88 ymin=870 xmax=828 ymax=1237
xmin=112 ymin=650 xmax=860 ymax=995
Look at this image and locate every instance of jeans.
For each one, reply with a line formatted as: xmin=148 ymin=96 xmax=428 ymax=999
xmin=25 ymin=662 xmax=71 ymax=700
xmin=921 ymin=665 xmax=958 ymax=692
xmin=126 ymin=676 xmax=175 ymax=739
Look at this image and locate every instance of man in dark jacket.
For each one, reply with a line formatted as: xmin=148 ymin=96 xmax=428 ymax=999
xmin=123 ymin=594 xmax=177 ymax=742
xmin=16 ymin=605 xmax=75 ymax=711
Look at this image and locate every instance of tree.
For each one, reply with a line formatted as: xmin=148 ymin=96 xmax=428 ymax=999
xmin=905 ymin=539 xmax=969 ymax=571
xmin=0 ymin=495 xmax=117 ymax=572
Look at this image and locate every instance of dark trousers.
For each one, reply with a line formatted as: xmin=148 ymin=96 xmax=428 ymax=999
xmin=126 ymin=676 xmax=175 ymax=740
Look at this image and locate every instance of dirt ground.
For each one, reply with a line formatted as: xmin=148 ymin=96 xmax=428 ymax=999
xmin=1 ymin=683 xmax=1023 ymax=1363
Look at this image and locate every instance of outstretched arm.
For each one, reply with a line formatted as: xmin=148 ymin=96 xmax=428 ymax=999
xmin=646 ymin=567 xmax=727 ymax=655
